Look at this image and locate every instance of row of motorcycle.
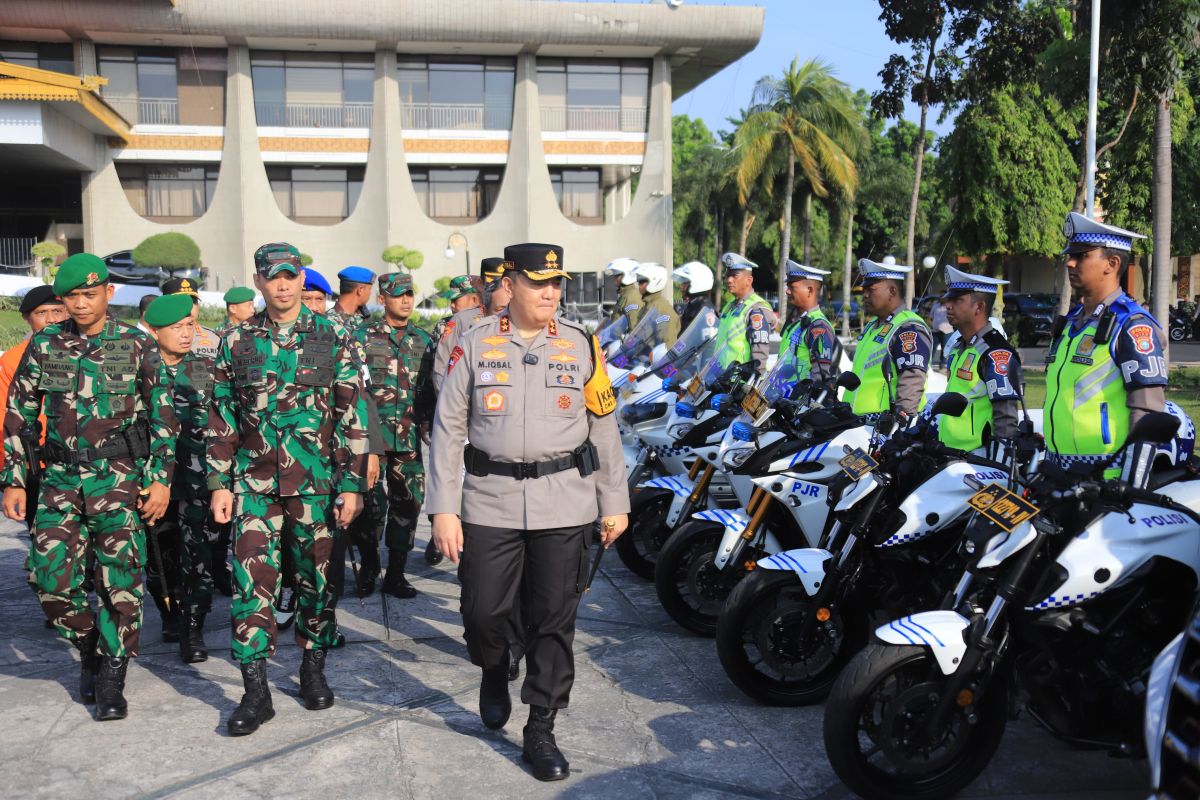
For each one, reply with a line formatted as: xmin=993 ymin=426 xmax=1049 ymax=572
xmin=599 ymin=308 xmax=1200 ymax=799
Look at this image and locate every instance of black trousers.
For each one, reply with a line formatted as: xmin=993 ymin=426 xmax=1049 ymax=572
xmin=459 ymin=521 xmax=590 ymax=709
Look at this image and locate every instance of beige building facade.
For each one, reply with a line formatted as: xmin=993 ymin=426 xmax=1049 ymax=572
xmin=0 ymin=0 xmax=762 ymax=299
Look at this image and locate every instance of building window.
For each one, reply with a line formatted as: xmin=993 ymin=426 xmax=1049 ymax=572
xmin=251 ymin=52 xmax=374 ymax=128
xmin=98 ymin=46 xmax=180 ymax=125
xmin=397 ymin=57 xmax=514 ymax=130
xmin=0 ymin=41 xmax=74 ymax=75
xmin=267 ymin=165 xmax=364 ymax=225
xmin=410 ymin=167 xmax=502 ymax=223
xmin=550 ymin=168 xmax=602 ymax=222
xmin=537 ymin=59 xmax=649 ymax=132
xmin=117 ymin=163 xmax=218 ymax=222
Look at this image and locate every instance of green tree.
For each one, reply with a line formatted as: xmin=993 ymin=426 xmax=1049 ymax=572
xmin=382 ymin=244 xmax=424 ymax=272
xmin=736 ymin=57 xmax=865 ymax=304
xmin=132 ymin=232 xmax=201 ymax=269
xmin=30 ymin=240 xmax=65 ymax=283
xmin=299 ymin=252 xmax=314 ymax=267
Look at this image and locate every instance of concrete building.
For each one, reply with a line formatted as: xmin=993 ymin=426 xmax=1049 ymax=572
xmin=0 ymin=0 xmax=762 ymax=301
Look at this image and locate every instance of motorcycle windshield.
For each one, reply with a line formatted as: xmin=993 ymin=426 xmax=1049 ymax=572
xmin=610 ymin=310 xmax=674 ymax=369
xmin=679 ymin=320 xmax=749 ymax=404
xmin=648 ymin=303 xmax=719 ymax=381
xmin=596 ymin=315 xmax=629 ymax=348
xmin=755 ymin=354 xmax=801 ymax=407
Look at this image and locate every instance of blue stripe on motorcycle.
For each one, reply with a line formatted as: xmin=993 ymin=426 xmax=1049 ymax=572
xmin=903 ymin=617 xmax=945 ymax=648
xmin=888 ymin=621 xmax=917 ymax=645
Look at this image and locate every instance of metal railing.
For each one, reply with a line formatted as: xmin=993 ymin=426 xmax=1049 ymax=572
xmin=105 ymin=97 xmax=179 ymax=125
xmin=0 ymin=237 xmax=36 ymax=274
xmin=400 ymin=102 xmax=513 ymax=131
xmin=540 ymin=105 xmax=647 ymax=132
xmin=253 ymin=101 xmax=374 ymax=128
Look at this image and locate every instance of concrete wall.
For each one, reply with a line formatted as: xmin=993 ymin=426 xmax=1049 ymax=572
xmin=82 ymin=47 xmax=674 ymax=296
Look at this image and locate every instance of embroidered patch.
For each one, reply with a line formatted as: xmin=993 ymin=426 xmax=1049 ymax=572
xmin=499 ymin=316 xmax=511 ymax=333
xmin=989 ymin=350 xmax=1012 ymax=375
xmin=750 ymin=312 xmax=765 ymax=330
xmin=657 ymin=314 xmax=670 ymax=324
xmin=550 ymin=339 xmax=575 ymax=350
xmin=447 ymin=346 xmax=464 ymax=373
xmin=1127 ymin=324 xmax=1155 ymax=354
xmin=557 ymin=374 xmax=577 ymax=386
xmin=483 ymin=390 xmax=505 ymax=412
xmin=549 ymin=352 xmax=577 ymax=363
xmin=496 ymin=371 xmax=509 ymax=382
xmin=898 ymin=332 xmax=918 ymax=353
xmin=444 ymin=319 xmax=456 ymax=334
xmin=481 ymin=348 xmax=507 ymax=359
xmin=557 ymin=393 xmax=572 ymax=410
xmin=479 ymin=370 xmax=494 ymax=382
xmin=482 ymin=335 xmax=509 ymax=346
xmin=625 ymin=304 xmax=639 ymax=312
xmin=547 ymin=319 xmax=558 ymax=337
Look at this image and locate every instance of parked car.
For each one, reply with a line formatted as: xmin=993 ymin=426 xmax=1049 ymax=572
xmin=1001 ymin=292 xmax=1056 ymax=346
xmin=101 ymin=250 xmax=207 ymax=289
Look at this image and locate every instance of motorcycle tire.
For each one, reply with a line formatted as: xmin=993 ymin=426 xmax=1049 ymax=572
xmin=823 ymin=642 xmax=1008 ymax=800
xmin=716 ymin=568 xmax=865 ymax=706
xmin=616 ymin=489 xmax=674 ymax=581
xmin=1170 ymin=326 xmax=1187 ymax=343
xmin=654 ymin=520 xmax=729 ymax=637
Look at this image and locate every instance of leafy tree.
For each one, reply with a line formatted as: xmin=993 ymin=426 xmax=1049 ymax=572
xmin=30 ymin=240 xmax=65 ymax=283
xmin=299 ymin=252 xmax=313 ymax=267
xmin=382 ymin=244 xmax=424 ymax=272
xmin=132 ymin=232 xmax=200 ymax=269
xmin=736 ymin=57 xmax=865 ymax=304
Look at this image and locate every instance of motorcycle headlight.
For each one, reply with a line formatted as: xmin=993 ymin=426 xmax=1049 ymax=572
xmin=723 ymin=446 xmax=755 ymax=470
xmin=710 ymin=393 xmax=731 ymax=411
xmin=668 ymin=423 xmax=695 ymax=440
xmin=675 ymin=401 xmax=696 ymax=419
xmin=731 ymin=421 xmax=755 ymax=442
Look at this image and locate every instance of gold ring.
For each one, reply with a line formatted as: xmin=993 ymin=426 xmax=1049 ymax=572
xmin=603 ymin=519 xmax=616 ymax=528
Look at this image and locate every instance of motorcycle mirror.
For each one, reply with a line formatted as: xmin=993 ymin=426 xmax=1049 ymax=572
xmin=837 ymin=371 xmax=861 ymax=391
xmin=930 ymin=392 xmax=969 ymax=418
xmin=1125 ymin=411 xmax=1181 ymax=446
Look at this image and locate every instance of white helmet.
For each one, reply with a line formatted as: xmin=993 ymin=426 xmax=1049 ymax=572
xmin=672 ymin=261 xmax=713 ymax=294
xmin=604 ymin=257 xmax=639 ymax=286
xmin=634 ymin=262 xmax=670 ymax=294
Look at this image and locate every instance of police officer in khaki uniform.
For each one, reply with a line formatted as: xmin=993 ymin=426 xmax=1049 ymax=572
xmin=432 ymin=259 xmax=507 ymax=393
xmin=427 ymin=243 xmax=629 ymax=782
xmin=161 ymin=278 xmax=220 ymax=359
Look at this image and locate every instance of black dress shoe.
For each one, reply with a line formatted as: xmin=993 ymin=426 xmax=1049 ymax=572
xmin=424 ymin=539 xmax=443 ymax=566
xmin=95 ymin=656 xmax=129 ymax=721
xmin=507 ymin=649 xmax=521 ymax=682
xmin=227 ymin=660 xmax=274 ymax=736
xmin=479 ymin=662 xmax=511 ymax=730
xmin=522 ymin=706 xmax=569 ymax=781
xmin=179 ymin=613 xmax=208 ymax=663
xmin=382 ymin=550 xmax=417 ymax=598
xmin=299 ymin=649 xmax=335 ymax=710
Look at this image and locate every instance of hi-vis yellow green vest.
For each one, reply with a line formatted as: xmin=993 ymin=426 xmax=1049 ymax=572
xmin=780 ymin=308 xmax=839 ymax=382
xmin=716 ymin=292 xmax=767 ymax=367
xmin=845 ymin=309 xmax=929 ymax=415
xmin=1043 ymin=293 xmax=1168 ymax=470
xmin=939 ymin=327 xmax=1020 ymax=452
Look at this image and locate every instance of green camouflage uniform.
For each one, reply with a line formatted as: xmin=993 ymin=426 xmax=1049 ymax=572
xmin=160 ymin=350 xmax=216 ymax=615
xmin=351 ymin=319 xmax=434 ymax=555
xmin=1 ymin=317 xmax=179 ymax=658
xmin=207 ymin=306 xmax=371 ymax=663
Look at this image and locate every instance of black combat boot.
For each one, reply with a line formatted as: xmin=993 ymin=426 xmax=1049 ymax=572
xmin=149 ymin=589 xmax=180 ymax=643
xmin=381 ymin=550 xmax=417 ymax=599
xmin=299 ymin=649 xmax=335 ymax=710
xmin=94 ymin=656 xmax=129 ymax=721
xmin=424 ymin=539 xmax=443 ymax=566
xmin=227 ymin=660 xmax=274 ymax=736
xmin=179 ymin=613 xmax=208 ymax=663
xmin=522 ymin=705 xmax=569 ymax=781
xmin=479 ymin=652 xmax=512 ymax=730
xmin=76 ymin=629 xmax=100 ymax=704
xmin=356 ymin=541 xmax=380 ymax=597
xmin=507 ymin=647 xmax=522 ymax=682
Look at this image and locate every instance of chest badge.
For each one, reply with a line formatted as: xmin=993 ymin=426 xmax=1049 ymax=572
xmin=483 ymin=390 xmax=505 ymax=412
xmin=482 ymin=336 xmax=509 ymax=347
xmin=1127 ymin=324 xmax=1155 ymax=354
xmin=549 ymin=352 xmax=577 ymax=363
xmin=557 ymin=394 xmax=572 ymax=410
xmin=481 ymin=348 xmax=507 ymax=360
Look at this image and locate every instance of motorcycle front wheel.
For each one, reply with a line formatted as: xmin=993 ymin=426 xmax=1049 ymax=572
xmin=654 ymin=520 xmax=729 ymax=636
xmin=616 ymin=488 xmax=674 ymax=580
xmin=716 ymin=568 xmax=865 ymax=706
xmin=823 ymin=642 xmax=1007 ymax=800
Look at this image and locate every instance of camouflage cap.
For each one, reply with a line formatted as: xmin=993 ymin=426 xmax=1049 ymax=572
xmin=144 ymin=292 xmax=194 ymax=328
xmin=53 ymin=252 xmax=109 ymax=295
xmin=503 ymin=243 xmax=570 ymax=281
xmin=223 ymin=286 xmax=255 ymax=305
xmin=378 ymin=272 xmax=414 ymax=297
xmin=253 ymin=242 xmax=302 ymax=278
xmin=440 ymin=274 xmax=477 ymax=301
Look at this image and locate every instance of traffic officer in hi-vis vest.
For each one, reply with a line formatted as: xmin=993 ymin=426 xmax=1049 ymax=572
xmin=937 ymin=265 xmax=1022 ymax=458
xmin=779 ymin=261 xmax=841 ymax=385
xmin=717 ymin=252 xmax=774 ymax=373
xmin=427 ymin=243 xmax=629 ymax=782
xmin=843 ymin=258 xmax=932 ymax=421
xmin=1045 ymin=212 xmax=1167 ymax=482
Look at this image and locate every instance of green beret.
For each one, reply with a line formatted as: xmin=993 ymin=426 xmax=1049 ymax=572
xmin=378 ymin=272 xmax=414 ymax=296
xmin=144 ymin=293 xmax=194 ymax=328
xmin=224 ymin=286 xmax=255 ymax=305
xmin=53 ymin=253 xmax=109 ymax=295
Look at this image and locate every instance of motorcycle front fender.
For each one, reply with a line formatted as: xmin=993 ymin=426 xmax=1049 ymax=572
xmin=756 ymin=548 xmax=832 ymax=596
xmin=833 ymin=474 xmax=878 ymax=512
xmin=874 ymin=610 xmax=970 ymax=676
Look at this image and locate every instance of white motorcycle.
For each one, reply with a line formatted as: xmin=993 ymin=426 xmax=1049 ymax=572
xmin=822 ymin=411 xmax=1200 ymax=800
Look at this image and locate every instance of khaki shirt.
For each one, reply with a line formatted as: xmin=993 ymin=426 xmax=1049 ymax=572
xmin=426 ymin=311 xmax=629 ymax=528
xmin=634 ymin=291 xmax=681 ymax=349
xmin=431 ymin=305 xmax=489 ymax=393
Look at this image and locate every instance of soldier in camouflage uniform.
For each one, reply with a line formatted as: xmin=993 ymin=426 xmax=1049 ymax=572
xmin=145 ymin=293 xmax=217 ymax=663
xmin=327 ymin=266 xmax=375 ymax=332
xmin=1 ymin=253 xmax=179 ymax=722
xmin=351 ymin=272 xmax=434 ymax=598
xmin=222 ymin=286 xmax=257 ymax=332
xmin=208 ymin=242 xmax=371 ymax=736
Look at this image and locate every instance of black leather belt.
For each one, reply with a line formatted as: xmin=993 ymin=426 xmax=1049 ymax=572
xmin=43 ymin=427 xmax=149 ymax=466
xmin=464 ymin=442 xmax=598 ymax=480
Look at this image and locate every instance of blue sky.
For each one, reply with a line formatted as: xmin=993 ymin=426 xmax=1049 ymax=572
xmin=666 ymin=0 xmax=952 ymax=140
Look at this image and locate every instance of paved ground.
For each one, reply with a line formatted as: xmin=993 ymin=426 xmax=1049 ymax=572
xmin=0 ymin=516 xmax=1151 ymax=799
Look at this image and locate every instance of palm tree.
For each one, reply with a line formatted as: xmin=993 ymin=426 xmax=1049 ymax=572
xmin=735 ymin=57 xmax=865 ymax=305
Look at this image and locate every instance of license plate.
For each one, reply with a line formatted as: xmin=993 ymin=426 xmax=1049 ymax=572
xmin=967 ymin=483 xmax=1040 ymax=532
xmin=685 ymin=376 xmax=702 ymax=399
xmin=741 ymin=387 xmax=769 ymax=419
xmin=838 ymin=448 xmax=879 ymax=481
